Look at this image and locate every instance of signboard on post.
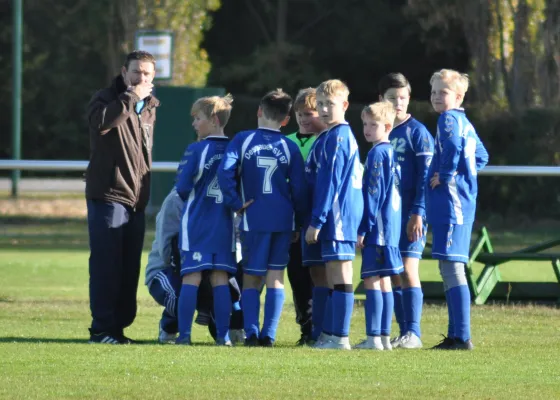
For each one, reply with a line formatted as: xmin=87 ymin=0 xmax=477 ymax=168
xmin=135 ymin=30 xmax=174 ymax=81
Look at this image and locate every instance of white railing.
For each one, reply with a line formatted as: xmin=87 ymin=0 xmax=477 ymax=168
xmin=1 ymin=159 xmax=560 ymax=176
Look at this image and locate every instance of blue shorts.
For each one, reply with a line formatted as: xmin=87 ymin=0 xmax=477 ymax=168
xmin=180 ymin=250 xmax=237 ymax=276
xmin=302 ymin=234 xmax=325 ymax=267
xmin=321 ymin=240 xmax=356 ymax=262
xmin=240 ymin=231 xmax=291 ymax=276
xmin=399 ymin=215 xmax=428 ymax=259
xmin=431 ymin=223 xmax=473 ymax=263
xmin=361 ymin=245 xmax=404 ymax=278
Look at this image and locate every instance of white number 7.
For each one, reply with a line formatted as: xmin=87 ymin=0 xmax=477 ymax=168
xmin=257 ymin=156 xmax=278 ymax=194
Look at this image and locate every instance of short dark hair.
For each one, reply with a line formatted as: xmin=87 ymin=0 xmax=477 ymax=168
xmin=260 ymin=89 xmax=293 ymax=122
xmin=124 ymin=50 xmax=156 ymax=69
xmin=378 ymin=73 xmax=411 ymax=97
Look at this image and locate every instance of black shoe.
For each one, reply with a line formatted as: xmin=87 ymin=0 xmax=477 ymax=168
xmin=244 ymin=334 xmax=260 ymax=347
xmin=88 ymin=332 xmax=121 ymax=345
xmin=429 ymin=335 xmax=456 ymax=350
xmin=451 ymin=338 xmax=474 ymax=351
xmin=259 ymin=336 xmax=274 ymax=347
xmin=296 ymin=334 xmax=312 ymax=346
xmin=117 ymin=334 xmax=137 ymax=344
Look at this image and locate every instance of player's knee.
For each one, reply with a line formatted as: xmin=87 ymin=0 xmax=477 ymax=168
xmin=210 ymin=270 xmax=229 ymax=287
xmin=440 ymin=260 xmax=467 ymax=289
xmin=182 ymin=271 xmax=202 ymax=286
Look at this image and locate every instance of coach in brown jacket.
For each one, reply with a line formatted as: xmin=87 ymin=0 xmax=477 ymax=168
xmin=86 ymin=50 xmax=160 ymax=344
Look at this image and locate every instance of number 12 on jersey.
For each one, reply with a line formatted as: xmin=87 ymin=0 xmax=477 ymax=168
xmin=257 ymin=156 xmax=278 ymax=194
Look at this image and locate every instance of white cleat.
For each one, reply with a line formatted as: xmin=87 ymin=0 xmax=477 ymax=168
xmin=381 ymin=335 xmax=392 ymax=351
xmin=313 ymin=333 xmax=333 ymax=348
xmin=229 ymin=329 xmax=246 ymax=346
xmin=354 ymin=336 xmax=384 ymax=350
xmin=399 ymin=331 xmax=423 ymax=349
xmin=315 ymin=336 xmax=351 ymax=350
xmin=158 ymin=324 xmax=177 ymax=344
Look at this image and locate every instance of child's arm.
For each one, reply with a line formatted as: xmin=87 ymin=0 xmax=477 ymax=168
xmin=411 ymin=127 xmax=434 ymax=217
xmin=156 ymin=189 xmax=184 ymax=265
xmin=475 ymin=135 xmax=489 ymax=171
xmin=433 ymin=114 xmax=462 ymax=187
xmin=218 ymin=137 xmax=244 ymax=212
xmin=288 ymin=149 xmax=309 ymax=230
xmin=358 ymin=150 xmax=389 ymax=243
xmin=175 ymin=145 xmax=199 ymax=201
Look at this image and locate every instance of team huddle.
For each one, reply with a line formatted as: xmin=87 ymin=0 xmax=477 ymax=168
xmin=145 ymin=69 xmax=489 ymax=351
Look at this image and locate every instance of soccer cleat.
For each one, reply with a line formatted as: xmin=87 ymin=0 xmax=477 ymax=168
xmin=451 ymin=338 xmax=474 ymax=351
xmin=259 ymin=336 xmax=274 ymax=347
xmin=88 ymin=332 xmax=122 ymax=345
xmin=244 ymin=334 xmax=260 ymax=347
xmin=429 ymin=335 xmax=455 ymax=350
xmin=390 ymin=335 xmax=403 ymax=348
xmin=175 ymin=334 xmax=192 ymax=345
xmin=399 ymin=331 xmax=423 ymax=349
xmin=229 ymin=329 xmax=246 ymax=345
xmin=296 ymin=334 xmax=311 ymax=346
xmin=158 ymin=324 xmax=177 ymax=344
xmin=315 ymin=336 xmax=351 ymax=350
xmin=215 ymin=338 xmax=233 ymax=346
xmin=312 ymin=332 xmax=332 ymax=348
xmin=354 ymin=336 xmax=384 ymax=350
xmin=381 ymin=335 xmax=393 ymax=351
xmin=117 ymin=334 xmax=136 ymax=345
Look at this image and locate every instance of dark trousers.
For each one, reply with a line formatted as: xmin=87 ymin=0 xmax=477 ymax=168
xmin=286 ymin=240 xmax=313 ymax=336
xmin=87 ymin=200 xmax=145 ymax=336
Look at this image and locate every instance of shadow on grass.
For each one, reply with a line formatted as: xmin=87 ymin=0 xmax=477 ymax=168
xmin=0 ymin=337 xmax=160 ymax=345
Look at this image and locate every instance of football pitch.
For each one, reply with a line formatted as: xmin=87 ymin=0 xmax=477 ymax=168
xmin=1 ymin=216 xmax=560 ymax=399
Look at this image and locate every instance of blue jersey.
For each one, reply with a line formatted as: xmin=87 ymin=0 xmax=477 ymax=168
xmin=218 ymin=128 xmax=307 ymax=233
xmin=310 ymin=123 xmax=364 ymax=242
xmin=426 ymin=109 xmax=489 ymax=225
xmin=389 ymin=117 xmax=434 ymax=218
xmin=359 ymin=142 xmax=402 ymax=247
xmin=176 ymin=136 xmax=235 ymax=253
xmin=303 ymin=130 xmax=328 ymax=227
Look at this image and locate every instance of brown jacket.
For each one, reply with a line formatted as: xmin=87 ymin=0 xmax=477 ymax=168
xmin=85 ymin=76 xmax=160 ymax=211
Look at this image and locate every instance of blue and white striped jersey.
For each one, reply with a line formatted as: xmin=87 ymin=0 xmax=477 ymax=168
xmin=218 ymin=128 xmax=307 ymax=232
xmin=303 ymin=130 xmax=328 ymax=227
xmin=359 ymin=142 xmax=402 ymax=247
xmin=175 ymin=136 xmax=235 ymax=253
xmin=426 ymin=109 xmax=489 ymax=225
xmin=389 ymin=116 xmax=434 ymax=218
xmin=310 ymin=123 xmax=364 ymax=242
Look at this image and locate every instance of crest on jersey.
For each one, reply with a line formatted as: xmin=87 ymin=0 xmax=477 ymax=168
xmin=192 ymin=252 xmax=202 ymax=262
xmin=444 ymin=115 xmax=454 ymax=133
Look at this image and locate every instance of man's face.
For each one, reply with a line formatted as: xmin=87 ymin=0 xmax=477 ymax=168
xmin=122 ymin=60 xmax=155 ymax=86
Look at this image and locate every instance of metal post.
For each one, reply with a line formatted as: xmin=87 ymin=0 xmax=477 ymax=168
xmin=11 ymin=0 xmax=23 ymax=198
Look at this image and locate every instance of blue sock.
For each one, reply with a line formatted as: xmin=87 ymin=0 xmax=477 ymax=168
xmin=381 ymin=291 xmax=394 ymax=336
xmin=322 ymin=292 xmax=333 ymax=335
xmin=213 ymin=285 xmax=232 ymax=341
xmin=311 ymin=287 xmax=330 ymax=340
xmin=365 ymin=289 xmax=382 ymax=336
xmin=444 ymin=289 xmax=455 ymax=338
xmin=448 ymin=285 xmax=471 ymax=342
xmin=260 ymin=288 xmax=285 ymax=341
xmin=393 ymin=286 xmax=405 ymax=336
xmin=242 ymin=288 xmax=260 ymax=339
xmin=178 ymin=284 xmax=198 ymax=338
xmin=403 ymin=287 xmax=423 ymax=337
xmin=332 ymin=290 xmax=354 ymax=337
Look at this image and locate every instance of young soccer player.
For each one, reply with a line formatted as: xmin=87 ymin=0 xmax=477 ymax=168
xmin=427 ymin=69 xmax=489 ymax=350
xmin=305 ymin=80 xmax=364 ymax=350
xmin=175 ymin=94 xmax=237 ymax=346
xmin=356 ymin=102 xmax=403 ymax=350
xmin=378 ymin=73 xmax=434 ymax=349
xmin=218 ymin=89 xmax=307 ymax=347
xmin=286 ymin=87 xmax=328 ymax=345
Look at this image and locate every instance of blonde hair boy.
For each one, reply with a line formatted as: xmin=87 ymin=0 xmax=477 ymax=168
xmin=430 ymin=69 xmax=469 ymax=112
xmin=190 ymin=94 xmax=233 ymax=139
xmin=362 ymin=102 xmax=397 ymax=127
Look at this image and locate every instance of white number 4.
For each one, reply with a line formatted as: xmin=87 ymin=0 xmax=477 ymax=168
xmin=206 ymin=176 xmax=223 ymax=203
xmin=257 ymin=156 xmax=278 ymax=194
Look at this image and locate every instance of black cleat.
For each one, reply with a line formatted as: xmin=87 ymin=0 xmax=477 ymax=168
xmin=88 ymin=332 xmax=122 ymax=345
xmin=259 ymin=336 xmax=274 ymax=347
xmin=451 ymin=338 xmax=474 ymax=351
xmin=296 ymin=334 xmax=311 ymax=346
xmin=429 ymin=335 xmax=456 ymax=350
xmin=244 ymin=334 xmax=260 ymax=347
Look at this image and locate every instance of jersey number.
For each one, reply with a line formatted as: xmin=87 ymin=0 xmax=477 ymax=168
xmin=206 ymin=176 xmax=223 ymax=203
xmin=257 ymin=156 xmax=278 ymax=194
xmin=391 ymin=138 xmax=406 ymax=153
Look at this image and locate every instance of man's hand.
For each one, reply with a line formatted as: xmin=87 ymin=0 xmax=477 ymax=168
xmin=236 ymin=199 xmax=254 ymax=216
xmin=406 ymin=214 xmax=423 ymax=243
xmin=357 ymin=235 xmax=365 ymax=249
xmin=129 ymin=82 xmax=154 ymax=100
xmin=430 ymin=172 xmax=440 ymax=189
xmin=305 ymin=226 xmax=320 ymax=244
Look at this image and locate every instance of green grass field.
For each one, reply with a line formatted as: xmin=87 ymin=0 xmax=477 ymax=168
xmin=1 ymin=204 xmax=560 ymax=399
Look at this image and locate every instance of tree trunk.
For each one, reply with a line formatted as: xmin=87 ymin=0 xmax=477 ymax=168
xmin=510 ymin=0 xmax=533 ymax=111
